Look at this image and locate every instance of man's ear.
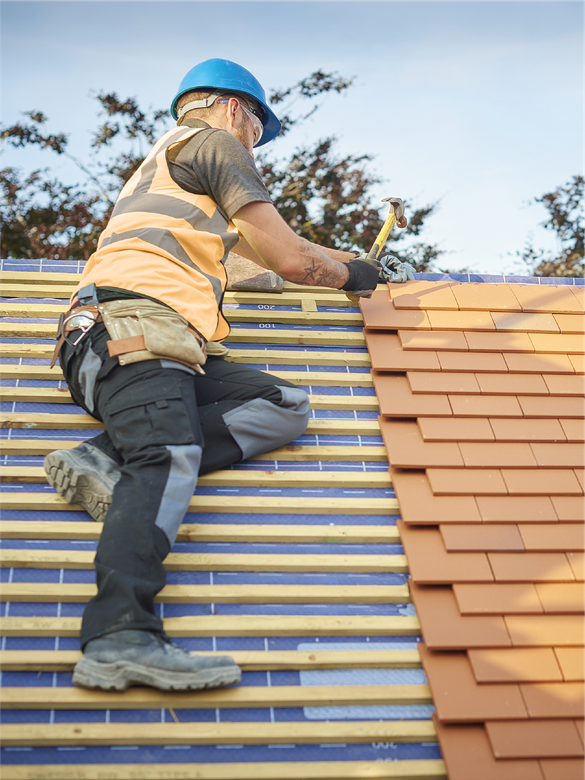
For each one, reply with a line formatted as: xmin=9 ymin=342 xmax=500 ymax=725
xmin=224 ymin=97 xmax=240 ymax=128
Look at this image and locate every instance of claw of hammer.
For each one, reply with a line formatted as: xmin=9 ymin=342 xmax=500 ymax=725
xmin=382 ymin=197 xmax=408 ymax=229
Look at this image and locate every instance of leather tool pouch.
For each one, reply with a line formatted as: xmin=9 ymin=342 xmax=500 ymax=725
xmin=98 ymin=299 xmax=207 ymax=374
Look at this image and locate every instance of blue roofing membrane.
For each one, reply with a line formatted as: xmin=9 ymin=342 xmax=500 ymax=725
xmin=3 ymin=259 xmax=579 ymax=772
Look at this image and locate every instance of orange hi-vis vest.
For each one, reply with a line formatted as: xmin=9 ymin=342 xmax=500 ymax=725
xmin=72 ymin=126 xmax=240 ymax=342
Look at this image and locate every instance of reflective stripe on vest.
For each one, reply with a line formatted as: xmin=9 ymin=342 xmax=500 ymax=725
xmin=73 ymin=126 xmax=239 ymax=342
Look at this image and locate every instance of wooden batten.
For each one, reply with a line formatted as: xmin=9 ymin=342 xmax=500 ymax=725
xmin=0 ymin=275 xmax=435 ymax=776
xmin=0 ymin=760 xmax=447 ymax=780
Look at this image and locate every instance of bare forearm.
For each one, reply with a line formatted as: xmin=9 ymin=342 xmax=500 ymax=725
xmin=312 ymin=244 xmax=356 ymax=263
xmin=233 ymin=202 xmax=350 ymax=289
xmin=292 ymin=239 xmax=350 ymax=287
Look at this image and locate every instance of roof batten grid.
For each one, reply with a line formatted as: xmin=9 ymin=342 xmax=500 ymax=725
xmin=361 ymin=274 xmax=585 ymax=779
xmin=0 ymin=263 xmax=442 ymax=777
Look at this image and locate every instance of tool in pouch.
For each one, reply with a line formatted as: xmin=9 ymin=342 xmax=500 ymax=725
xmin=51 ymin=284 xmax=207 ymax=374
xmin=345 ymin=196 xmax=410 ymax=302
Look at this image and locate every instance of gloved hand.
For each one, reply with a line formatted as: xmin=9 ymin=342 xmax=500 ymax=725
xmin=378 ymin=253 xmax=416 ymax=283
xmin=341 ymin=259 xmax=381 ymax=298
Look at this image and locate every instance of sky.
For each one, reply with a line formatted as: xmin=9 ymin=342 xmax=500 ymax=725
xmin=1 ymin=0 xmax=583 ymax=274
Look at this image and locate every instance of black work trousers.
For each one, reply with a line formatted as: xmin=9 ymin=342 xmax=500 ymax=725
xmin=60 ymin=323 xmax=310 ymax=648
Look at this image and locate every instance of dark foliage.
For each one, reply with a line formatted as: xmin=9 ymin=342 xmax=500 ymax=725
xmin=1 ymin=72 xmax=441 ymax=270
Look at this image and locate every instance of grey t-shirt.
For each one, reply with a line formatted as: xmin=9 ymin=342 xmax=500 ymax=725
xmin=167 ymin=119 xmax=271 ymax=220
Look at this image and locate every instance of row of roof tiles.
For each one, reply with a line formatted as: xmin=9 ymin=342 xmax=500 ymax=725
xmin=361 ymin=279 xmax=584 ymax=780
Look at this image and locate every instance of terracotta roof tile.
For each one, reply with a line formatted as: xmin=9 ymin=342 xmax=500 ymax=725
xmin=540 ymin=758 xmax=585 ymax=780
xmin=559 ymin=419 xmax=585 ymax=443
xmin=512 ymin=284 xmax=583 ymax=314
xmin=451 ymin=284 xmax=522 ymax=312
xmin=520 ymin=682 xmax=585 ymax=718
xmin=441 ymin=524 xmax=525 ymax=552
xmin=427 ymin=309 xmax=496 ymax=331
xmin=466 ymin=331 xmax=534 ymax=353
xmin=459 ymin=442 xmax=537 ymax=468
xmin=503 ymin=352 xmax=576 ymax=374
xmin=485 ymin=719 xmax=584 ymax=759
xmin=501 ymin=468 xmax=583 ymax=495
xmin=554 ymin=648 xmax=585 ymax=682
xmin=468 ymin=647 xmax=563 ymax=683
xmin=419 ymin=416 xmax=495 ymax=441
xmin=453 ymin=583 xmax=542 ymax=614
xmin=379 ymin=419 xmax=464 ymax=468
xmin=489 ymin=418 xmax=567 ymax=442
xmin=390 ymin=280 xmax=459 ymax=310
xmin=419 ymin=645 xmax=528 ymax=721
xmin=530 ymin=443 xmax=585 ymax=468
xmin=407 ymin=370 xmax=481 ymax=394
xmin=450 ymin=394 xmax=523 ymax=417
xmin=566 ymin=551 xmax=584 ymax=581
xmin=550 ymin=496 xmax=585 ymax=522
xmin=476 ymin=496 xmax=558 ymax=523
xmin=359 ymin=290 xmax=432 ymax=329
xmin=553 ymin=314 xmax=585 ymax=334
xmin=568 ymin=353 xmax=584 ymax=373
xmin=373 ymin=373 xmax=453 ymax=416
xmin=409 ymin=583 xmax=511 ymax=648
xmin=505 ymin=615 xmax=584 ymax=646
xmin=364 ymin=330 xmax=440 ymax=371
xmin=391 ymin=468 xmax=482 ymax=523
xmin=529 ymin=333 xmax=585 ymax=354
xmin=397 ymin=521 xmax=493 ymax=584
xmin=399 ymin=329 xmax=469 ymax=351
xmin=518 ymin=396 xmax=585 ymax=418
xmin=476 ymin=373 xmax=549 ymax=395
xmin=568 ymin=286 xmax=585 ymax=311
xmin=543 ymin=373 xmax=585 ymax=395
xmin=438 ymin=349 xmax=509 ymax=372
xmin=427 ymin=468 xmax=508 ymax=495
xmin=488 ymin=552 xmax=576 ymax=582
xmin=535 ymin=583 xmax=585 ymax=614
xmin=432 ymin=718 xmax=545 ymax=780
xmin=573 ymin=469 xmax=585 ymax=492
xmin=492 ymin=312 xmax=560 ymax=333
xmin=519 ymin=524 xmax=584 ymax=552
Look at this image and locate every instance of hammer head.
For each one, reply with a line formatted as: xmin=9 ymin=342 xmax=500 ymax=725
xmin=382 ymin=197 xmax=408 ymax=228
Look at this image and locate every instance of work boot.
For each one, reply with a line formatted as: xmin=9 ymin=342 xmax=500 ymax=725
xmin=44 ymin=441 xmax=121 ymax=522
xmin=73 ymin=629 xmax=241 ymax=691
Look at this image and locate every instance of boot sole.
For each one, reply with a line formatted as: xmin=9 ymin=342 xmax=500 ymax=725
xmin=73 ymin=656 xmax=242 ymax=692
xmin=44 ymin=452 xmax=112 ymax=523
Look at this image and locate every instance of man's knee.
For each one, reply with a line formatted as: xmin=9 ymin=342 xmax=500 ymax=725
xmin=276 ymin=384 xmax=311 ymax=438
xmin=221 ymin=385 xmax=310 ymax=460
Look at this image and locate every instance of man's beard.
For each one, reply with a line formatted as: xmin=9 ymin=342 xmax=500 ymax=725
xmin=233 ymin=123 xmax=253 ymax=156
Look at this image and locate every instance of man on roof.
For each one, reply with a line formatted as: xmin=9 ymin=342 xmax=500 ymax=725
xmin=44 ymin=59 xmax=381 ymax=694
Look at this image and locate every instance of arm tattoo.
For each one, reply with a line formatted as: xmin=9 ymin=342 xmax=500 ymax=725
xmin=297 ymin=244 xmax=348 ymax=288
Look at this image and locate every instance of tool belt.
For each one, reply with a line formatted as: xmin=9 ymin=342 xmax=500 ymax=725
xmin=51 ymin=298 xmax=207 ymax=374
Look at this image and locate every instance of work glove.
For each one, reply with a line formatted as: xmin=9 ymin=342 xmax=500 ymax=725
xmin=341 ymin=259 xmax=381 ymax=298
xmin=378 ymin=253 xmax=416 ymax=283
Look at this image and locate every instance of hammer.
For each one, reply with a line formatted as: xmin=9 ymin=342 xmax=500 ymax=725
xmin=344 ymin=197 xmax=408 ymax=301
xmin=365 ymin=197 xmax=408 ymax=265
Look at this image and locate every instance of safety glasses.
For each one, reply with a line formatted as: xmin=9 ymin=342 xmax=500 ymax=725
xmin=238 ymin=102 xmax=264 ymax=146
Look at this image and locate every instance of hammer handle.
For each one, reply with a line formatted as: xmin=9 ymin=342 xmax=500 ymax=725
xmin=366 ymin=212 xmax=397 ymax=262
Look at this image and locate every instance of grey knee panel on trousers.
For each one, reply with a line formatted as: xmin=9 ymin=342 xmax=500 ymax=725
xmin=221 ymin=385 xmax=310 ymax=460
xmin=155 ymin=443 xmax=202 ymax=545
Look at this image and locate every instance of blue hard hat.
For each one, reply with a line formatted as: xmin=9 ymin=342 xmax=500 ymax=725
xmin=170 ymin=59 xmax=281 ymax=147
